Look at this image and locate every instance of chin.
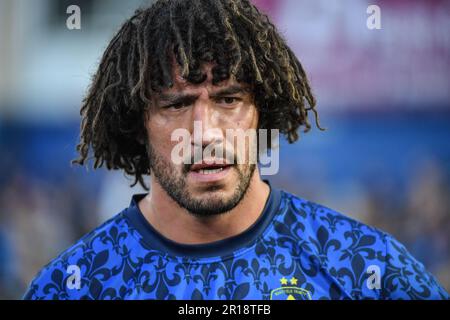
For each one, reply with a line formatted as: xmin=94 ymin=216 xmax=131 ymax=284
xmin=192 ymin=187 xmax=231 ymax=200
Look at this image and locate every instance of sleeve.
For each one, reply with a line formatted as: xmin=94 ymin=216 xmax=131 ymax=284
xmin=23 ymin=260 xmax=72 ymax=300
xmin=382 ymin=234 xmax=449 ymax=300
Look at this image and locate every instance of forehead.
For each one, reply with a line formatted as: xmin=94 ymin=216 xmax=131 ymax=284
xmin=162 ymin=61 xmax=243 ymax=94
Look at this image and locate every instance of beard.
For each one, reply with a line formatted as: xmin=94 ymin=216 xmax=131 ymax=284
xmin=147 ymin=142 xmax=256 ymax=217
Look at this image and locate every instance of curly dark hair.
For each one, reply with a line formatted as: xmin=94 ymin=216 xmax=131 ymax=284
xmin=72 ymin=0 xmax=325 ymax=190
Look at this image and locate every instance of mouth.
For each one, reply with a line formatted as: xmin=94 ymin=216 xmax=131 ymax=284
xmin=195 ymin=167 xmax=227 ymax=174
xmin=188 ymin=161 xmax=234 ymax=182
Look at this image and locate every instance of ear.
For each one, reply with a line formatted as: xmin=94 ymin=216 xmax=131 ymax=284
xmin=137 ymin=124 xmax=148 ymax=145
xmin=137 ymin=136 xmax=146 ymax=145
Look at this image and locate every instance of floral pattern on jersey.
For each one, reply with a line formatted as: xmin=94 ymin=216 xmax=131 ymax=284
xmin=24 ymin=190 xmax=449 ymax=300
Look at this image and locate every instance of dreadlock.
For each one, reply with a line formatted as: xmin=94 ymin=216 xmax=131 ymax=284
xmin=72 ymin=0 xmax=325 ymax=190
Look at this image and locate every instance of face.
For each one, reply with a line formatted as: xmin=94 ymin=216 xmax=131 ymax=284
xmin=145 ymin=63 xmax=259 ymax=217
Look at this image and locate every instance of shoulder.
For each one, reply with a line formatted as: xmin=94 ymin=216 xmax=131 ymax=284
xmin=23 ymin=211 xmax=135 ymax=300
xmin=277 ymin=190 xmax=386 ymax=249
xmin=277 ymin=190 xmax=449 ymax=299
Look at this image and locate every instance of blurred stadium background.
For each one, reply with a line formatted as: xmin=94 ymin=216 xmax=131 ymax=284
xmin=0 ymin=0 xmax=449 ymax=299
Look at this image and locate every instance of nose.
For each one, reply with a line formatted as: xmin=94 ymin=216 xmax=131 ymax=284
xmin=190 ymin=96 xmax=223 ymax=150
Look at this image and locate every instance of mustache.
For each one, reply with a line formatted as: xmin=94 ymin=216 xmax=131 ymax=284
xmin=182 ymin=153 xmax=238 ymax=174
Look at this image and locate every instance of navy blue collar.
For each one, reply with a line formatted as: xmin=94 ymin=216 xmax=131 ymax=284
xmin=124 ymin=180 xmax=281 ymax=259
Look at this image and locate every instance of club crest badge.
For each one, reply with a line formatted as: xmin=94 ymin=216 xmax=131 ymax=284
xmin=270 ymin=277 xmax=312 ymax=300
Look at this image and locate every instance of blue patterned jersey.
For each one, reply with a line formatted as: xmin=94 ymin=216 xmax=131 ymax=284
xmin=24 ymin=185 xmax=449 ymax=300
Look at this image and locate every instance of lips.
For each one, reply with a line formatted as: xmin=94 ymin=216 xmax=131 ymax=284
xmin=188 ymin=163 xmax=233 ymax=183
xmin=189 ymin=160 xmax=232 ymax=173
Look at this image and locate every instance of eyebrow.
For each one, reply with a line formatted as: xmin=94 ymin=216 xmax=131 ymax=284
xmin=158 ymin=84 xmax=248 ymax=104
xmin=210 ymin=85 xmax=249 ymax=98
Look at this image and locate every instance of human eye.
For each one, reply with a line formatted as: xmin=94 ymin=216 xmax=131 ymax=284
xmin=215 ymin=96 xmax=241 ymax=105
xmin=161 ymin=100 xmax=190 ymax=111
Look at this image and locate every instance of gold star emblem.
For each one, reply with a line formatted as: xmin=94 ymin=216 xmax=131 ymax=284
xmin=280 ymin=277 xmax=288 ymax=285
xmin=290 ymin=277 xmax=298 ymax=285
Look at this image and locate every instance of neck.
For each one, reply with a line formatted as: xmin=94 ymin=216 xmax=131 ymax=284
xmin=138 ymin=168 xmax=270 ymax=245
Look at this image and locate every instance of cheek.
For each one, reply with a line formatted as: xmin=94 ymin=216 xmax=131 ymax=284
xmin=146 ymin=118 xmax=177 ymax=158
xmin=232 ymin=106 xmax=259 ymax=163
xmin=148 ymin=112 xmax=170 ymax=127
xmin=234 ymin=104 xmax=259 ymax=130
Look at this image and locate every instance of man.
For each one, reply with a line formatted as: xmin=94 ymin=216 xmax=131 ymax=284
xmin=24 ymin=0 xmax=448 ymax=300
